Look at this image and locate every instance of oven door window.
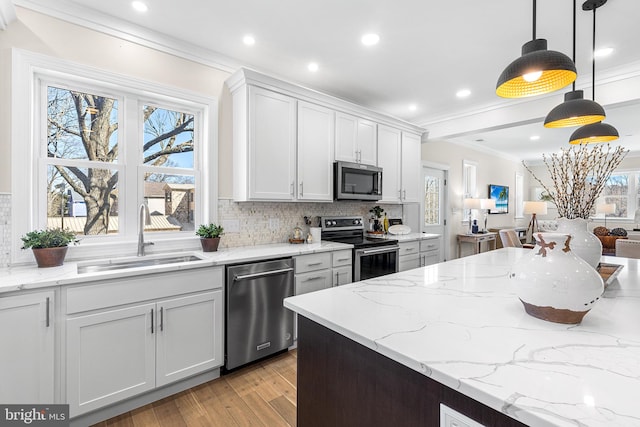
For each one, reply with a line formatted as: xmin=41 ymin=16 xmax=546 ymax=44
xmin=358 ymin=250 xmax=398 ymax=281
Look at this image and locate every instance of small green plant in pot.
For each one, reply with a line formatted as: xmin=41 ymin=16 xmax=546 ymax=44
xmin=21 ymin=228 xmax=79 ymax=268
xmin=196 ymin=223 xmax=224 ymax=252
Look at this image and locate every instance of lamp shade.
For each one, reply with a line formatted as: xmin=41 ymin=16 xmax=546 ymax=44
xmin=544 ymin=90 xmax=606 ymax=128
xmin=596 ymin=203 xmax=616 ymax=215
xmin=480 ymin=198 xmax=496 ymax=210
xmin=463 ymin=198 xmax=481 ymax=209
xmin=569 ymin=121 xmax=619 ymax=144
xmin=523 ymin=201 xmax=548 ymax=215
xmin=496 ymin=39 xmax=577 ymax=98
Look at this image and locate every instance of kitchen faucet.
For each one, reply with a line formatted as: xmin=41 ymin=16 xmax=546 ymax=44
xmin=138 ymin=202 xmax=154 ymax=256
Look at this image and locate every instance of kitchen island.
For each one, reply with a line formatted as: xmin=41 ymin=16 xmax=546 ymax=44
xmin=284 ymin=248 xmax=640 ymax=427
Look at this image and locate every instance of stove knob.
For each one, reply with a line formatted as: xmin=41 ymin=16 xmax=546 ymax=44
xmin=330 ymin=221 xmax=337 ymax=226
xmin=353 ymin=219 xmax=361 ymax=225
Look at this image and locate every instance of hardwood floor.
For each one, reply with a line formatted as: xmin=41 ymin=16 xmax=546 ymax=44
xmin=92 ymin=350 xmax=297 ymax=427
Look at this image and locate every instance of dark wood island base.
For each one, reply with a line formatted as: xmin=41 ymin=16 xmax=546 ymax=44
xmin=297 ymin=316 xmax=527 ymax=427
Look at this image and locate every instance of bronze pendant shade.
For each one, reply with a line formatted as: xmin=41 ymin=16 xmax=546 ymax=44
xmin=496 ymin=0 xmax=576 ymax=99
xmin=544 ymin=90 xmax=605 ymax=128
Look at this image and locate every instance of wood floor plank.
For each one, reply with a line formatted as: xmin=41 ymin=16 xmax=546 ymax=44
xmin=269 ymin=395 xmax=297 ymax=427
xmin=240 ymin=391 xmax=290 ymax=427
xmin=93 ymin=350 xmax=298 ymax=427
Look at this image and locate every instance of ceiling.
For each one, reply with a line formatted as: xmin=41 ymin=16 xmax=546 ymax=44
xmin=12 ymin=0 xmax=640 ymax=161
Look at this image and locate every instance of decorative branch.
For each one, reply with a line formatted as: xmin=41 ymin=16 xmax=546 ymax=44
xmin=523 ymin=144 xmax=628 ymax=219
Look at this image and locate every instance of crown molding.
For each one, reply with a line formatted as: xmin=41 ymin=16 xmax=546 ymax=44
xmin=0 ymin=0 xmax=17 ymax=30
xmin=13 ymin=0 xmax=239 ymax=73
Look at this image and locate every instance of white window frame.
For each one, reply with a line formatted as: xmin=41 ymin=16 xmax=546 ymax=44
xmin=462 ymin=159 xmax=478 ymax=223
xmin=11 ymin=49 xmax=218 ymax=264
xmin=514 ymin=172 xmax=524 ymax=219
xmin=596 ymin=169 xmax=638 ymax=221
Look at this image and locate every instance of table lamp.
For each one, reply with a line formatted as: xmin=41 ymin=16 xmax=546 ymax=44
xmin=463 ymin=198 xmax=481 ymax=234
xmin=596 ymin=203 xmax=616 ymax=229
xmin=523 ymin=201 xmax=548 ymax=241
xmin=480 ymin=198 xmax=496 ymax=233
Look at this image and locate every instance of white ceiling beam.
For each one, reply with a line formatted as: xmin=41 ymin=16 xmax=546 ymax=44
xmin=0 ymin=0 xmax=17 ymax=30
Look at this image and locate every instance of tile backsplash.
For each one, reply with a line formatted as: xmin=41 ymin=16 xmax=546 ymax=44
xmin=0 ymin=194 xmax=10 ymax=267
xmin=0 ymin=194 xmax=409 ymax=265
xmin=217 ymin=198 xmax=404 ymax=248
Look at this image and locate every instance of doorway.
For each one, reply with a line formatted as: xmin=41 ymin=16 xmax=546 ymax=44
xmin=422 ymin=164 xmax=448 ymax=261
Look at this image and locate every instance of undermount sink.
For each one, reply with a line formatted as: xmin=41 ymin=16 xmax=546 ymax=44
xmin=77 ymin=253 xmax=207 ymax=275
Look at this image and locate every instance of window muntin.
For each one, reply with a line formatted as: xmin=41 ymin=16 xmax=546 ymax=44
xmin=424 ymin=175 xmax=440 ymax=226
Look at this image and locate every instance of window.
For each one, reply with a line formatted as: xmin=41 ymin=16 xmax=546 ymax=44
xmin=11 ymin=50 xmax=216 ymax=262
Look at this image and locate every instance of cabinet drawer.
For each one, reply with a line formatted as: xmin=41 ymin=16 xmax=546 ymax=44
xmin=332 ymin=250 xmax=352 ymax=267
xmin=420 ymin=239 xmax=440 ymax=252
xmin=295 ymin=253 xmax=331 ymax=274
xmin=399 ymin=253 xmax=420 ymax=272
xmin=295 ymin=270 xmax=333 ymax=295
xmin=399 ymin=241 xmax=420 ymax=256
xmin=66 ymin=267 xmax=223 ymax=314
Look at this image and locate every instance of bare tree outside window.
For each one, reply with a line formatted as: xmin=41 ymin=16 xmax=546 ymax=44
xmin=46 ymin=87 xmax=196 ymax=235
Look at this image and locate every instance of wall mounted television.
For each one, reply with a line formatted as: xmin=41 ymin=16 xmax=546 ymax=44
xmin=488 ymin=184 xmax=509 ymax=214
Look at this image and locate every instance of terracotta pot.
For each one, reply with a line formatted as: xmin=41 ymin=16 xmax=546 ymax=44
xmin=32 ymin=246 xmax=69 ymax=268
xmin=200 ymin=237 xmax=220 ymax=252
xmin=510 ymin=232 xmax=604 ymax=324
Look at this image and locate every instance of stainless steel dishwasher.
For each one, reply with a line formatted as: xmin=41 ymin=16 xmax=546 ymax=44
xmin=225 ymin=258 xmax=294 ymax=370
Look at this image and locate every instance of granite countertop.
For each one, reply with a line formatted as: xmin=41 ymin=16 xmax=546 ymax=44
xmin=284 ymin=248 xmax=640 ymax=427
xmin=0 ymin=241 xmax=352 ymax=294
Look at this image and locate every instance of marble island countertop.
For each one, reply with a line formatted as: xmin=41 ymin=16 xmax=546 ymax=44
xmin=284 ymin=248 xmax=640 ymax=427
xmin=0 ymin=240 xmax=352 ymax=294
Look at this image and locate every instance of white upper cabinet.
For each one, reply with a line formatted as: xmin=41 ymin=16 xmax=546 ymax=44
xmin=297 ymin=101 xmax=334 ymax=201
xmin=377 ymin=125 xmax=402 ymax=203
xmin=232 ymin=85 xmax=297 ymax=201
xmin=401 ymin=132 xmax=422 ymax=203
xmin=227 ymin=68 xmax=423 ymax=202
xmin=335 ymin=112 xmax=377 ymax=165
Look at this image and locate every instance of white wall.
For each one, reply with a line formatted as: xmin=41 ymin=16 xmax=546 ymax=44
xmin=0 ymin=7 xmax=233 ymax=195
xmin=423 ymin=140 xmax=530 ymax=259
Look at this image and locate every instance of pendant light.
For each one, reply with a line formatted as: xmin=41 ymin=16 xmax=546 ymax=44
xmin=544 ymin=0 xmax=605 ymax=128
xmin=496 ymin=0 xmax=577 ymax=98
xmin=569 ymin=0 xmax=619 ymax=144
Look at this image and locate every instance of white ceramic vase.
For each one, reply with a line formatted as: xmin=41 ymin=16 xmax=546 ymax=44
xmin=511 ymin=232 xmax=604 ymax=324
xmin=556 ymin=218 xmax=602 ymax=269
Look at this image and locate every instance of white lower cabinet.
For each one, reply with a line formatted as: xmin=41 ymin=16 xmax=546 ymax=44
xmin=332 ymin=250 xmax=352 ymax=286
xmin=398 ymin=241 xmax=421 ymax=272
xmin=420 ymin=239 xmax=441 ymax=266
xmin=0 ymin=290 xmax=55 ymax=404
xmin=65 ymin=267 xmax=223 ymax=417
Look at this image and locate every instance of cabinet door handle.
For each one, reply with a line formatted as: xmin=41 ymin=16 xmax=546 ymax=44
xmin=404 ymin=247 xmax=416 ymax=252
xmin=335 ymin=272 xmax=340 ymax=286
xmin=290 ymin=182 xmax=294 ymax=196
xmin=160 ymin=307 xmax=164 ymax=332
xmin=336 ymin=258 xmax=350 ymax=262
xmin=307 ymin=262 xmax=323 ymax=267
xmin=403 ymin=189 xmax=407 ymax=200
xmin=151 ymin=308 xmax=154 ymax=334
xmin=46 ymin=297 xmax=50 ymax=328
xmin=300 ymin=182 xmax=304 ymax=197
xmin=303 ymin=276 xmax=322 ymax=282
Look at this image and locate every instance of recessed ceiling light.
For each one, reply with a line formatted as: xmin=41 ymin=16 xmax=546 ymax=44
xmin=456 ymin=89 xmax=471 ymax=98
xmin=361 ymin=33 xmax=380 ymax=46
xmin=594 ymin=47 xmax=614 ymax=58
xmin=307 ymin=62 xmax=319 ymax=72
xmin=408 ymin=104 xmax=417 ymax=111
xmin=243 ymin=35 xmax=256 ymax=46
xmin=131 ymin=1 xmax=148 ymax=12
xmin=530 ymin=135 xmax=540 ymax=141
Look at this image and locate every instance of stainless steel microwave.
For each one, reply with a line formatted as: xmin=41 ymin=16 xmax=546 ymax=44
xmin=334 ymin=161 xmax=382 ymax=201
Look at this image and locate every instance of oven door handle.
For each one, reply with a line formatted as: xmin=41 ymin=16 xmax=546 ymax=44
xmin=358 ymin=246 xmax=399 ymax=255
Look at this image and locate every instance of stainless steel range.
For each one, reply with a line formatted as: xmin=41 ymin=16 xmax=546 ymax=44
xmin=321 ymin=216 xmax=399 ymax=281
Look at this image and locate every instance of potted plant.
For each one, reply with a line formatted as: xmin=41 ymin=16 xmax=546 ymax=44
xmin=369 ymin=206 xmax=384 ymax=232
xmin=196 ymin=223 xmax=224 ymax=252
xmin=21 ymin=228 xmax=78 ymax=268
